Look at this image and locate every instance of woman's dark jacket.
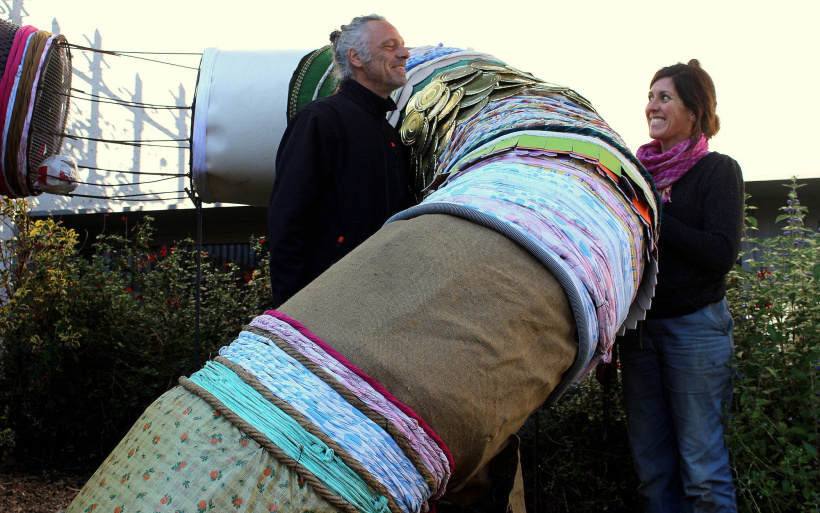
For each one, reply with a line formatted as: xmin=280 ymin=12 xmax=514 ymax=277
xmin=648 ymin=152 xmax=744 ymax=318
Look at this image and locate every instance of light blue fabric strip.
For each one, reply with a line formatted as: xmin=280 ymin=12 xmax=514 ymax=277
xmin=188 ymin=361 xmax=391 ymax=513
xmin=406 ymin=45 xmax=465 ymax=71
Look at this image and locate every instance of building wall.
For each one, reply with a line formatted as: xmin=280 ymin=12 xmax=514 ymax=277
xmin=744 ymin=178 xmax=820 ymax=239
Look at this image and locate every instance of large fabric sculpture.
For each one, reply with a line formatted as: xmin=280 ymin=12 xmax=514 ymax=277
xmin=67 ymin=44 xmax=659 ymax=513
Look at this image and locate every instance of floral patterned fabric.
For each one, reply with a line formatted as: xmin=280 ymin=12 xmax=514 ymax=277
xmin=67 ymin=386 xmax=340 ymax=513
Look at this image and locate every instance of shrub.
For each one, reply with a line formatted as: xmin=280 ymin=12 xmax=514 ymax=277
xmin=726 ymin=179 xmax=820 ymax=512
xmin=0 ymin=198 xmax=271 ymax=467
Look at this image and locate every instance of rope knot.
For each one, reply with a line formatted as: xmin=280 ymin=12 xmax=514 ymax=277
xmin=372 ymin=495 xmax=390 ymax=513
xmin=309 ymin=442 xmax=335 ymax=462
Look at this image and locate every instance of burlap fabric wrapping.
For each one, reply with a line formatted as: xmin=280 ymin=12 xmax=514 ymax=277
xmin=282 ymin=214 xmax=578 ymax=508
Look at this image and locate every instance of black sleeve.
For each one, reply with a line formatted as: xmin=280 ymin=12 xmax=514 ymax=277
xmin=267 ymin=109 xmax=331 ymax=307
xmin=658 ymin=155 xmax=744 ymax=275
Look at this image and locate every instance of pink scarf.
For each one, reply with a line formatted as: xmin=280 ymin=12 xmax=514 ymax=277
xmin=637 ymin=134 xmax=709 ymax=203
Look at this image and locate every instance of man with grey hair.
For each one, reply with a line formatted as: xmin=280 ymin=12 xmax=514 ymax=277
xmin=268 ymin=15 xmax=414 ymax=308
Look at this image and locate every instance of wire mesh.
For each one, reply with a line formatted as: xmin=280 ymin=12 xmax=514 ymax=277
xmin=28 ymin=37 xmax=72 ymax=192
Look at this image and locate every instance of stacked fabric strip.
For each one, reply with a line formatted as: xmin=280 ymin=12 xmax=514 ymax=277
xmin=248 ymin=312 xmax=452 ymax=495
xmin=182 ymin=311 xmax=453 ymax=513
xmin=0 ymin=19 xmax=72 ymax=198
xmin=389 ymin=47 xmax=660 ymax=377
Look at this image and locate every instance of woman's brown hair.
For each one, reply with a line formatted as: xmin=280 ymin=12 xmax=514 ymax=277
xmin=651 ymin=59 xmax=720 ymax=142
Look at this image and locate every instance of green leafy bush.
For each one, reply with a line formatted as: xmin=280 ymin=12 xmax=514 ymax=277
xmin=726 ymin=179 xmax=820 ymax=512
xmin=0 ymin=197 xmax=271 ymax=467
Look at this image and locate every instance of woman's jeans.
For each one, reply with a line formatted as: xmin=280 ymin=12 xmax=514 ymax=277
xmin=619 ymin=299 xmax=737 ymax=513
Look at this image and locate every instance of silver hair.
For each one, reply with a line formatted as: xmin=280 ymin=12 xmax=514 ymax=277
xmin=329 ymin=14 xmax=386 ymax=81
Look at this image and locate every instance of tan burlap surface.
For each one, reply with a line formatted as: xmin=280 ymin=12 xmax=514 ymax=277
xmin=281 ymin=214 xmax=578 ymax=508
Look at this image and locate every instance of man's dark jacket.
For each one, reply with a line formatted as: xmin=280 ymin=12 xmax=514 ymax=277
xmin=267 ymin=79 xmax=413 ymax=307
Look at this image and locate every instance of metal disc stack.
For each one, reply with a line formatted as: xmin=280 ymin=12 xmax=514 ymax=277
xmin=0 ymin=19 xmax=73 ymax=199
xmin=399 ymin=57 xmax=597 ymax=191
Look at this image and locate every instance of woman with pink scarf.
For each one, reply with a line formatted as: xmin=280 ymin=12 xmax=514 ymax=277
xmin=619 ymin=60 xmax=743 ymax=512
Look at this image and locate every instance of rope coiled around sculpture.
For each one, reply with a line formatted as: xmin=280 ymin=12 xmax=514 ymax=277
xmin=182 ymin=311 xmax=453 ymax=513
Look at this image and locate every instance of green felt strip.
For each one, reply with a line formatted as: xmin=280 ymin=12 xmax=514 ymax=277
xmin=598 ymin=150 xmax=622 ymax=176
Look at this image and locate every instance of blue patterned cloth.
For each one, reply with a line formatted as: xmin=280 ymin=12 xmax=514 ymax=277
xmin=406 ymin=45 xmax=466 ymax=71
xmin=219 ymin=331 xmax=429 ymax=513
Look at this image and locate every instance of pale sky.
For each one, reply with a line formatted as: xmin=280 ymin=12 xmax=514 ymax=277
xmin=19 ymin=0 xmax=820 ymax=191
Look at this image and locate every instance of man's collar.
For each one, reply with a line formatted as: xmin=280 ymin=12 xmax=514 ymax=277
xmin=339 ymin=79 xmax=398 ymax=115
